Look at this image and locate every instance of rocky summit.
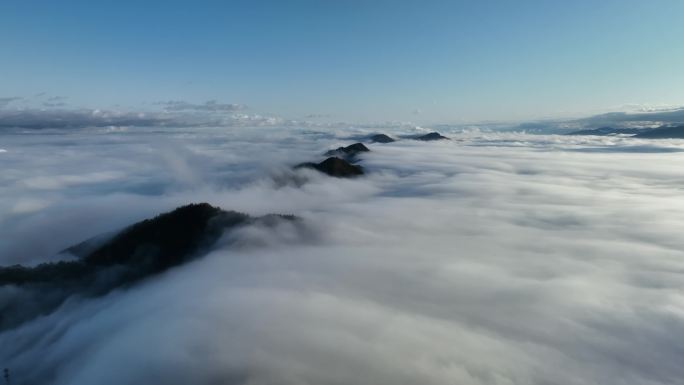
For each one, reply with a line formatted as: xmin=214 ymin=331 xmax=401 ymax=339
xmin=297 ymin=157 xmax=364 ymax=178
xmin=325 ymin=142 xmax=370 ymax=158
xmin=369 ymin=133 xmax=395 ymax=143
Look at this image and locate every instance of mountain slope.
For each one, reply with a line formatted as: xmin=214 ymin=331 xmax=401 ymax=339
xmin=0 ymin=203 xmax=296 ymax=331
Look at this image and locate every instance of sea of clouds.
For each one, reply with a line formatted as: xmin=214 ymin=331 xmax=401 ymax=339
xmin=1 ymin=126 xmax=684 ymax=384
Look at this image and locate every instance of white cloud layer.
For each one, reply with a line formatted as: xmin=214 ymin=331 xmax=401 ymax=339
xmin=2 ymin=127 xmax=684 ymax=384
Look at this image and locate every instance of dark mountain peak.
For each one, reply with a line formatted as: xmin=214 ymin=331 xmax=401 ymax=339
xmin=343 ymin=142 xmax=370 ymax=153
xmin=296 ymin=157 xmax=364 ymax=178
xmin=316 ymin=157 xmax=364 ymax=177
xmin=369 ymin=134 xmax=395 ymax=143
xmin=324 ymin=142 xmax=370 ymax=159
xmin=81 ymin=203 xmax=247 ymax=268
xmin=0 ymin=203 xmax=296 ymax=331
xmin=414 ymin=132 xmax=449 ymax=141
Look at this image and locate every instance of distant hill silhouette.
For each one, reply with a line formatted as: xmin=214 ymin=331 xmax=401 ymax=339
xmin=296 ymin=157 xmax=364 ymax=178
xmin=369 ymin=134 xmax=395 ymax=143
xmin=0 ymin=203 xmax=296 ymax=331
xmin=565 ymin=125 xmax=684 ymax=138
xmin=325 ymin=143 xmax=370 ymax=159
xmin=413 ymin=132 xmax=449 ymax=141
xmin=566 ymin=127 xmax=645 ymax=136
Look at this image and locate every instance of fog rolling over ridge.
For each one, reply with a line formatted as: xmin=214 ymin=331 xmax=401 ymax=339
xmin=2 ymin=126 xmax=684 ymax=384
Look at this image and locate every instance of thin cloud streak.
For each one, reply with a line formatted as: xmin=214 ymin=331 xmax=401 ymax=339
xmin=159 ymin=100 xmax=248 ymax=112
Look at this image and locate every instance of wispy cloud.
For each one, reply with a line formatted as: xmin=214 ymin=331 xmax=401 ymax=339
xmin=0 ymin=107 xmax=296 ymax=129
xmin=42 ymin=96 xmax=69 ymax=107
xmin=0 ymin=108 xmax=175 ymax=129
xmin=159 ymin=100 xmax=247 ymax=112
xmin=0 ymin=96 xmax=22 ymax=108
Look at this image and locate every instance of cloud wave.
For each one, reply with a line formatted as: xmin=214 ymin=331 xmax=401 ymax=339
xmin=2 ymin=127 xmax=684 ymax=384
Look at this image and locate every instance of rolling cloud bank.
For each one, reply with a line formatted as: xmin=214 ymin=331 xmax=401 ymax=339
xmin=2 ymin=123 xmax=684 ymax=384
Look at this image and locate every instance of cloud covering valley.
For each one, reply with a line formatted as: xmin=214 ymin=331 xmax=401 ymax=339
xmin=1 ymin=126 xmax=684 ymax=384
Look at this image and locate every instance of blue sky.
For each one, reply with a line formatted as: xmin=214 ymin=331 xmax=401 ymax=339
xmin=2 ymin=0 xmax=683 ymax=123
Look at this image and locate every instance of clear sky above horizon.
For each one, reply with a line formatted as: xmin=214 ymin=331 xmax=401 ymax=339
xmin=2 ymin=0 xmax=683 ymax=124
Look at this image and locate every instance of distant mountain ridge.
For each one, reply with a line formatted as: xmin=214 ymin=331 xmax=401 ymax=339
xmin=566 ymin=125 xmax=684 ymax=138
xmin=566 ymin=127 xmax=646 ymax=136
xmin=633 ymin=125 xmax=684 ymax=138
xmin=296 ymin=157 xmax=364 ymax=177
